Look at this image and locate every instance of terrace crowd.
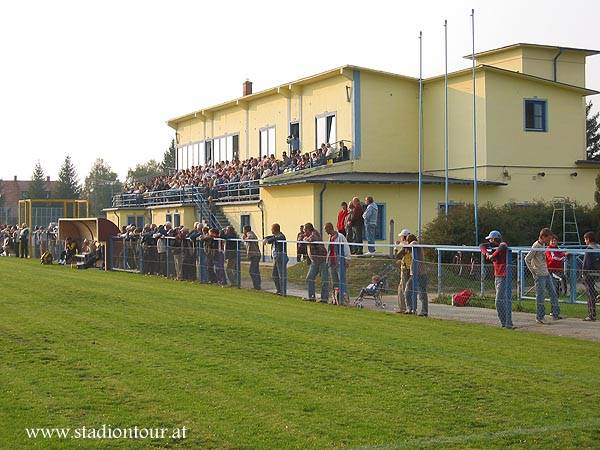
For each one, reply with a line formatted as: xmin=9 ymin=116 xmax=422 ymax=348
xmin=122 ymin=141 xmax=350 ymax=195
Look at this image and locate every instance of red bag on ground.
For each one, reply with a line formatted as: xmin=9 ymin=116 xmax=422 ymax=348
xmin=452 ymin=289 xmax=473 ymax=307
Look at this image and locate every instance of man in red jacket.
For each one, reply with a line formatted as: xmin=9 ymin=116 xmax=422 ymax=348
xmin=480 ymin=230 xmax=513 ymax=329
xmin=336 ymin=202 xmax=349 ymax=236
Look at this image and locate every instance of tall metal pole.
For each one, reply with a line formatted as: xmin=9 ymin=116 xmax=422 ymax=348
xmin=417 ymin=31 xmax=424 ymax=238
xmin=444 ymin=19 xmax=449 ymax=216
xmin=471 ymin=9 xmax=479 ymax=244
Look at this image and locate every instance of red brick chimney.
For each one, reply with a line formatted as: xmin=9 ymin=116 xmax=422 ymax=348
xmin=13 ymin=175 xmax=17 ymax=181
xmin=46 ymin=176 xmax=50 ymax=182
xmin=243 ymin=79 xmax=253 ymax=96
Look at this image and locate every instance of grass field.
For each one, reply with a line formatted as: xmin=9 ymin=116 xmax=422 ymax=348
xmin=1 ymin=258 xmax=600 ymax=449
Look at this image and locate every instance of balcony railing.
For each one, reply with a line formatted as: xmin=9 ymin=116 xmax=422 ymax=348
xmin=111 ymin=181 xmax=261 ymax=208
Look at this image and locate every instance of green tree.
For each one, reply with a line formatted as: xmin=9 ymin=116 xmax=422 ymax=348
xmin=161 ymin=139 xmax=177 ymax=174
xmin=53 ymin=155 xmax=81 ymax=199
xmin=83 ymin=159 xmax=123 ymax=216
xmin=587 ymin=101 xmax=600 ymax=160
xmin=126 ymin=159 xmax=162 ymax=185
xmin=27 ymin=161 xmax=48 ymax=199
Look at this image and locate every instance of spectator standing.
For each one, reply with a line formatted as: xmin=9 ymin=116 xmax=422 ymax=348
xmin=362 ymin=197 xmax=378 ymax=255
xmin=345 ymin=202 xmax=354 ymax=244
xmin=222 ymin=226 xmax=240 ymax=287
xmin=18 ymin=223 xmax=30 ymax=258
xmin=324 ymin=222 xmax=351 ymax=305
xmin=350 ymin=197 xmax=364 ymax=255
xmin=264 ymin=224 xmax=288 ymax=295
xmin=296 ymin=225 xmax=308 ymax=263
xmin=242 ymin=225 xmax=262 ymax=290
xmin=524 ymin=228 xmax=562 ymax=324
xmin=480 ymin=230 xmax=513 ymax=329
xmin=545 ymin=235 xmax=568 ymax=296
xmin=394 ymin=229 xmax=411 ymax=313
xmin=153 ymin=225 xmax=167 ymax=276
xmin=404 ymin=234 xmax=428 ymax=316
xmin=582 ymin=231 xmax=600 ymax=321
xmin=303 ymin=223 xmax=329 ymax=302
xmin=336 ymin=202 xmax=349 ymax=237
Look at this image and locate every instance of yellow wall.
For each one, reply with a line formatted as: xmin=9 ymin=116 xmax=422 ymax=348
xmin=474 ymin=47 xmax=524 ymax=73
xmin=105 ymin=209 xmax=149 ymax=229
xmin=358 ymin=70 xmax=419 ymax=171
xmin=218 ymin=202 xmax=263 ymax=236
xmin=423 ymin=70 xmax=488 ymax=179
xmin=485 ymin=70 xmax=587 ymax=168
xmin=149 ymin=205 xmax=196 ymax=229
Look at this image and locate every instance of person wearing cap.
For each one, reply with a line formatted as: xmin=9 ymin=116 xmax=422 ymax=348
xmin=394 ymin=229 xmax=412 ymax=313
xmin=480 ymin=230 xmax=513 ymax=329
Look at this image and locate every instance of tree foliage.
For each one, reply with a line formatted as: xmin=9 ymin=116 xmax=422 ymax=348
xmin=27 ymin=161 xmax=48 ymax=199
xmin=83 ymin=158 xmax=123 ymax=216
xmin=587 ymin=101 xmax=600 ymax=160
xmin=53 ymin=155 xmax=81 ymax=199
xmin=422 ymin=201 xmax=598 ymax=247
xmin=126 ymin=160 xmax=163 ymax=185
xmin=161 ymin=139 xmax=177 ymax=174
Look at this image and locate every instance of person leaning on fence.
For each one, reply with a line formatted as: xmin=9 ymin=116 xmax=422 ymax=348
xmin=403 ymin=234 xmax=428 ymax=316
xmin=394 ymin=229 xmax=412 ymax=314
xmin=324 ymin=222 xmax=351 ymax=305
xmin=480 ymin=230 xmax=513 ymax=329
xmin=153 ymin=225 xmax=167 ymax=277
xmin=545 ymin=235 xmax=568 ymax=297
xmin=264 ymin=223 xmax=288 ymax=295
xmin=242 ymin=225 xmax=262 ymax=290
xmin=303 ymin=222 xmax=329 ymax=302
xmin=582 ymin=231 xmax=600 ymax=321
xmin=524 ymin=228 xmax=562 ymax=324
xmin=222 ymin=226 xmax=240 ymax=287
xmin=141 ymin=225 xmax=157 ymax=275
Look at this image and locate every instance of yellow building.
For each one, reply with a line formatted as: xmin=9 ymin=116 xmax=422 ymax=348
xmin=108 ymin=42 xmax=599 ymax=250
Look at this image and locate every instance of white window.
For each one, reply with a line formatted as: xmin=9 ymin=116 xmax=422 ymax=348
xmin=259 ymin=126 xmax=276 ymax=158
xmin=198 ymin=142 xmax=205 ymax=166
xmin=225 ymin=135 xmax=234 ymax=162
xmin=213 ymin=138 xmax=221 ymax=163
xmin=315 ymin=113 xmax=336 ymax=147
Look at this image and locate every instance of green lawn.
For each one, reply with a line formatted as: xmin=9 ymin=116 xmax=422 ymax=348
xmin=1 ymin=258 xmax=600 ymax=449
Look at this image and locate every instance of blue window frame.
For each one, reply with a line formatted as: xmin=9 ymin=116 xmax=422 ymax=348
xmin=375 ymin=203 xmax=386 ymax=240
xmin=524 ymin=99 xmax=547 ymax=132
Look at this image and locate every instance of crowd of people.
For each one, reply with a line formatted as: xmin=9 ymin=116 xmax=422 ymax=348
xmin=121 ymin=141 xmax=350 ymax=197
xmin=4 ymin=189 xmax=600 ymax=326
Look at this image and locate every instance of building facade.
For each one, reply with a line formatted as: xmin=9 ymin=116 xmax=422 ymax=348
xmin=108 ymin=43 xmax=599 ymax=249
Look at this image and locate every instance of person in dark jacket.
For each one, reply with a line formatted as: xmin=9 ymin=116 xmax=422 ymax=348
xmin=582 ymin=231 xmax=600 ymax=321
xmin=264 ymin=223 xmax=288 ymax=295
xmin=222 ymin=226 xmax=240 ymax=287
xmin=350 ymin=197 xmax=364 ymax=255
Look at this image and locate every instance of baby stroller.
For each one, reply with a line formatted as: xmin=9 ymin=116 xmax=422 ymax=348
xmin=354 ymin=263 xmax=396 ymax=309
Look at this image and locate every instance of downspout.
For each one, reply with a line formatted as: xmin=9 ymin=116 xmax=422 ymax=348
xmin=258 ymin=199 xmax=265 ymax=262
xmin=553 ymin=47 xmax=563 ymax=82
xmin=319 ymin=183 xmax=327 ymax=232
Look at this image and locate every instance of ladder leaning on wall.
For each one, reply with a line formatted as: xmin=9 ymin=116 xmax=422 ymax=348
xmin=550 ymin=197 xmax=581 ymax=246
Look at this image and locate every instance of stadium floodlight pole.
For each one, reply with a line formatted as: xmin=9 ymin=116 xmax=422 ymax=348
xmin=471 ymin=9 xmax=479 ymax=244
xmin=417 ymin=30 xmax=424 ymax=239
xmin=444 ymin=19 xmax=449 ymax=217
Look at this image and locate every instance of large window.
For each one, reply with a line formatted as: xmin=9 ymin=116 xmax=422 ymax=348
xmin=315 ymin=113 xmax=336 ymax=148
xmin=127 ymin=215 xmax=145 ymax=229
xmin=259 ymin=126 xmax=276 ymax=158
xmin=524 ymin=99 xmax=547 ymax=132
xmin=177 ymin=137 xmax=236 ymax=169
xmin=212 ymin=134 xmax=239 ymax=164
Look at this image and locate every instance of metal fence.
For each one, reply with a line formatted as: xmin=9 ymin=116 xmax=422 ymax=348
xmin=103 ymin=237 xmax=599 ymax=310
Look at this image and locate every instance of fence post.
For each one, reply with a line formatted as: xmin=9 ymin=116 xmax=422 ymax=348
xmin=282 ymin=241 xmax=288 ymax=296
xmin=236 ymin=240 xmax=242 ymax=288
xmin=437 ymin=249 xmax=442 ymax=297
xmin=569 ymin=253 xmax=577 ymax=304
xmin=166 ymin=244 xmax=170 ymax=278
xmin=337 ymin=241 xmax=347 ymax=304
xmin=122 ymin=238 xmax=126 ymax=270
xmin=107 ymin=237 xmax=113 ymax=270
xmin=506 ymin=248 xmax=513 ymax=300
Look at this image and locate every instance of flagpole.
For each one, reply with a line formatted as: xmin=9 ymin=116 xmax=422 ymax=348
xmin=417 ymin=30 xmax=423 ymax=238
xmin=471 ymin=9 xmax=479 ymax=244
xmin=444 ymin=19 xmax=449 ymax=216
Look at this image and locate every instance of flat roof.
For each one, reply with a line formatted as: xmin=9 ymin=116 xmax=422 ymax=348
xmin=262 ymin=171 xmax=506 ymax=187
xmin=464 ymin=42 xmax=600 ymax=59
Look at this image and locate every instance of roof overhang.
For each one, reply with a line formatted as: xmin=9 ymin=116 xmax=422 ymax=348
xmin=463 ymin=43 xmax=600 ymax=59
